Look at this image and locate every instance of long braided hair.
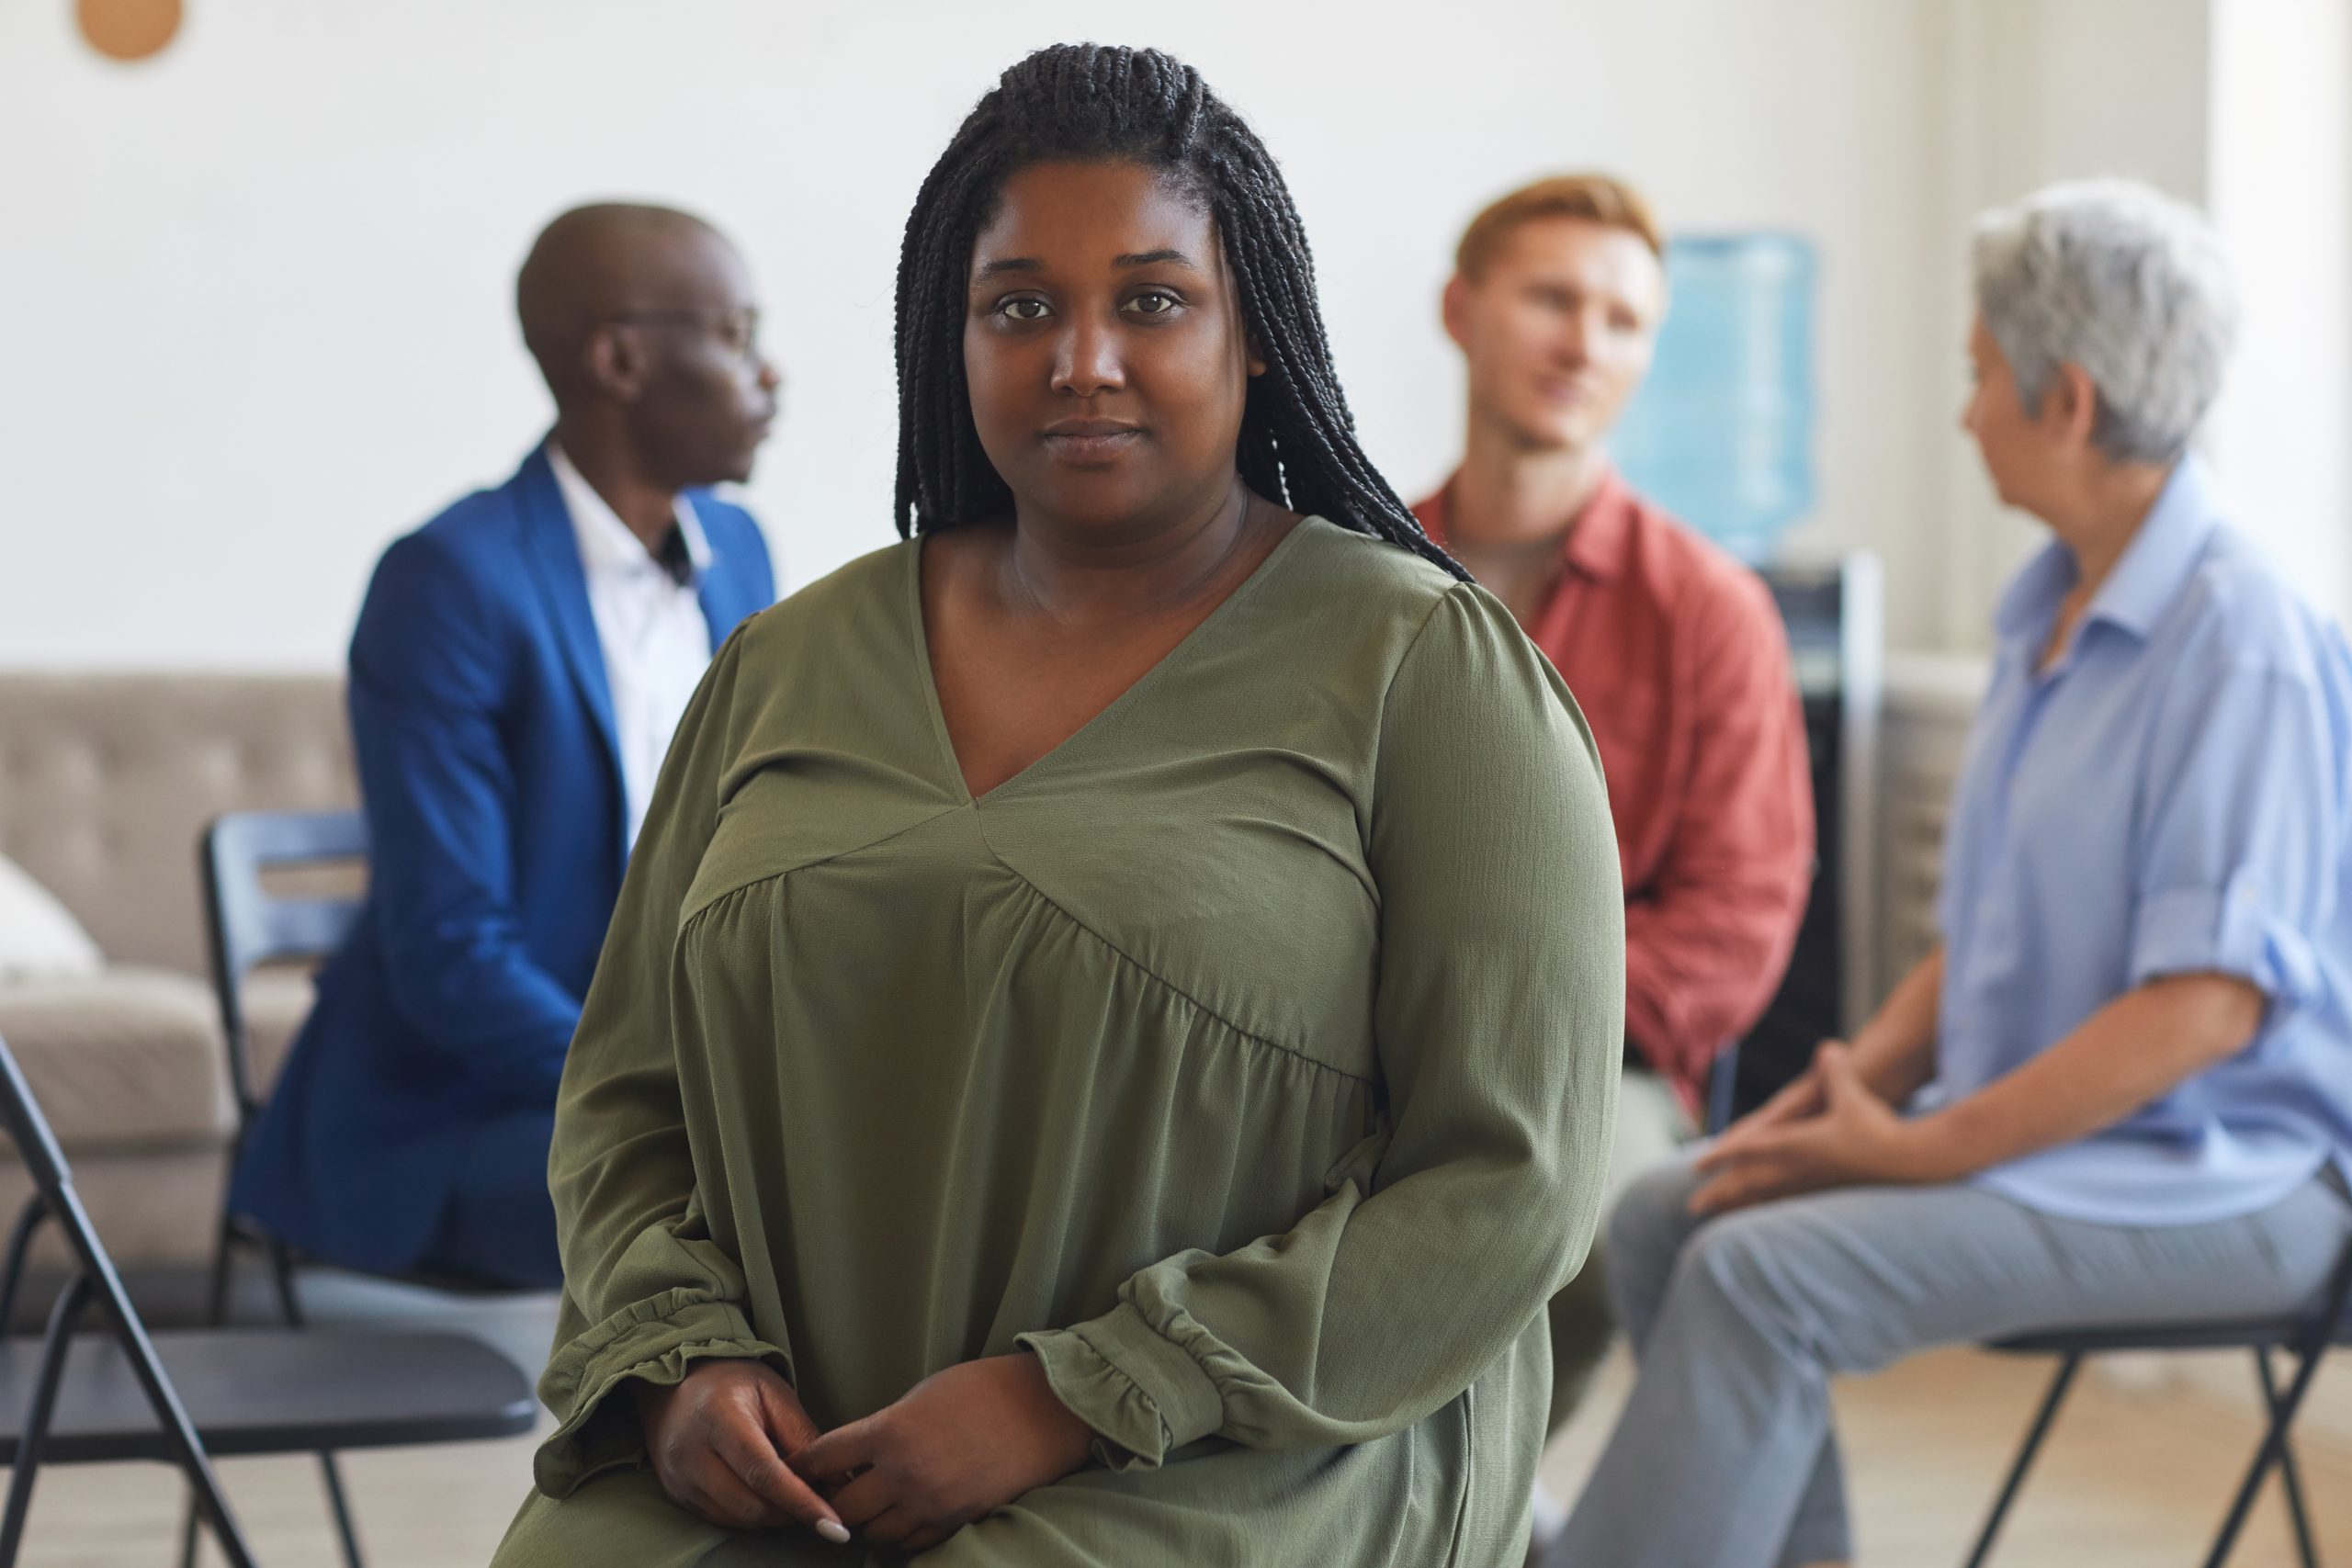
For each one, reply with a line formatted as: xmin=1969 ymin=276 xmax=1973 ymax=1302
xmin=892 ymin=43 xmax=1465 ymax=581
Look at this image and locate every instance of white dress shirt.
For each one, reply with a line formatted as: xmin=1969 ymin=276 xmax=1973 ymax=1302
xmin=547 ymin=441 xmax=715 ymax=849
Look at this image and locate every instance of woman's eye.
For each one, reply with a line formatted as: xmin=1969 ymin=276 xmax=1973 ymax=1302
xmin=1127 ymin=291 xmax=1179 ymax=316
xmin=998 ymin=299 xmax=1050 ymax=321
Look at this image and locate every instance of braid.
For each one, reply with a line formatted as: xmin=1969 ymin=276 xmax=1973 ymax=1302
xmin=893 ymin=43 xmax=1465 ymax=583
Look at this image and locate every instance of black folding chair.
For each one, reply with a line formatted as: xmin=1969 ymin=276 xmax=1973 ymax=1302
xmin=1704 ymin=1044 xmax=1740 ymax=1136
xmin=195 ymin=810 xmax=537 ymax=1568
xmin=1962 ymin=1224 xmax=2352 ymax=1568
xmin=197 ymin=809 xmax=369 ymax=1566
xmin=0 ymin=1032 xmax=535 ymax=1567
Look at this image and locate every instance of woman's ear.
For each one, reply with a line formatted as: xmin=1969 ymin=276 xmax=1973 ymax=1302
xmin=1246 ymin=331 xmax=1269 ymax=378
xmin=2050 ymin=361 xmax=2100 ymax=449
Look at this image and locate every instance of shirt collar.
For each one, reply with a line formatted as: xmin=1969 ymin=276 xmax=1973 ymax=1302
xmin=1992 ymin=455 xmax=2222 ymax=652
xmin=546 ymin=438 xmax=711 ymax=583
xmin=1424 ymin=462 xmax=1637 ymax=582
xmin=1558 ymin=466 xmax=1637 ymax=582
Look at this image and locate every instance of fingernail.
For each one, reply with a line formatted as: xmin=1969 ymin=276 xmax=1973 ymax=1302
xmin=817 ymin=1519 xmax=852 ymax=1545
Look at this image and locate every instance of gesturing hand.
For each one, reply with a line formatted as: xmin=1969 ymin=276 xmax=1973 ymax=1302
xmin=789 ymin=1353 xmax=1097 ymax=1556
xmin=633 ymin=1359 xmax=851 ymax=1544
xmin=1689 ymin=1042 xmax=1950 ymax=1216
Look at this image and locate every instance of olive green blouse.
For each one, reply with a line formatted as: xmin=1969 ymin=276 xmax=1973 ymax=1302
xmin=492 ymin=517 xmax=1623 ymax=1567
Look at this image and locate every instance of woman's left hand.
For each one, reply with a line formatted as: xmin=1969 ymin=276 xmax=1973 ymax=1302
xmin=787 ymin=1353 xmax=1097 ymax=1555
xmin=1689 ymin=1043 xmax=1957 ymax=1216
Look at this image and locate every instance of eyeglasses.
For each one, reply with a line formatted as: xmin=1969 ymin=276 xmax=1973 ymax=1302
xmin=599 ymin=306 xmax=763 ymax=363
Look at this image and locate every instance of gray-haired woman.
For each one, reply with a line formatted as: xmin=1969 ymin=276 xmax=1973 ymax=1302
xmin=1544 ymin=179 xmax=2352 ymax=1568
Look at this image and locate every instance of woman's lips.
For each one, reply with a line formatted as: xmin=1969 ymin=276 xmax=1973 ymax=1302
xmin=1041 ymin=423 xmax=1144 ymax=463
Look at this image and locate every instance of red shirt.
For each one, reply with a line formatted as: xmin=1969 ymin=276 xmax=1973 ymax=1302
xmin=1414 ymin=469 xmax=1815 ymax=1109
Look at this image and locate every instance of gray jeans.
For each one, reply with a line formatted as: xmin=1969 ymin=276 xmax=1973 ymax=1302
xmin=1547 ymin=1155 xmax=2352 ymax=1568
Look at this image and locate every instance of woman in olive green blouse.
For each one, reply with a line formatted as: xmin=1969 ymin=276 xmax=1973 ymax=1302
xmin=493 ymin=43 xmax=1622 ymax=1568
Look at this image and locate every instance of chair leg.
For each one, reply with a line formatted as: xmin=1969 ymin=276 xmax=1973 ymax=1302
xmin=2254 ymin=1350 xmax=2321 ymax=1568
xmin=0 ymin=1199 xmax=49 ymax=1333
xmin=201 ymin=1216 xmax=240 ymax=1329
xmin=179 ymin=1213 xmax=246 ymax=1568
xmin=90 ymin=1272 xmax=258 ymax=1568
xmin=1962 ymin=1353 xmax=2082 ymax=1568
xmin=265 ymin=1238 xmax=365 ymax=1568
xmin=2201 ymin=1239 xmax=2352 ymax=1568
xmin=266 ymin=1239 xmax=304 ymax=1327
xmin=2204 ymin=1344 xmax=2324 ymax=1568
xmin=0 ymin=1273 xmax=91 ymax=1568
xmin=317 ymin=1454 xmax=365 ymax=1568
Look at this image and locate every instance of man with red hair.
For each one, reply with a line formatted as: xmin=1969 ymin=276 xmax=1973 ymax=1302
xmin=1416 ymin=172 xmax=1814 ymax=1477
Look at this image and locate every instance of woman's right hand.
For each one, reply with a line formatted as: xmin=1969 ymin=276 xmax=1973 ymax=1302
xmin=633 ymin=1359 xmax=852 ymax=1544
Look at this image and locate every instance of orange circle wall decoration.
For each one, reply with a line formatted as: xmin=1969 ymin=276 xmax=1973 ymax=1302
xmin=76 ymin=0 xmax=183 ymax=62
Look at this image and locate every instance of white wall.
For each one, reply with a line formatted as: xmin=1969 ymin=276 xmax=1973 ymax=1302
xmin=2207 ymin=0 xmax=2352 ymax=631
xmin=1 ymin=0 xmax=2338 ymax=670
xmin=1915 ymin=0 xmax=2352 ymax=644
xmin=1 ymin=0 xmax=1950 ymax=670
xmin=1915 ymin=0 xmax=2217 ymax=651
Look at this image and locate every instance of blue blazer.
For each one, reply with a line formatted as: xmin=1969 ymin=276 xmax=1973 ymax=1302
xmin=230 ymin=445 xmax=775 ymax=1275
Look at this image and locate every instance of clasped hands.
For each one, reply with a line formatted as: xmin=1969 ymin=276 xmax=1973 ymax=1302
xmin=633 ymin=1351 xmax=1097 ymax=1555
xmin=1688 ymin=1040 xmax=1962 ymax=1216
xmin=630 ymin=1043 xmax=1951 ymax=1547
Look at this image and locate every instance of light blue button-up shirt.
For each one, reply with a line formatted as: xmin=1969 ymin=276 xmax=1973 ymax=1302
xmin=1933 ymin=457 xmax=2352 ymax=1226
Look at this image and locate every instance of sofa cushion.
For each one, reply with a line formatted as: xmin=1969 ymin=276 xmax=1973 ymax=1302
xmin=0 ymin=854 xmax=103 ymax=982
xmin=0 ymin=965 xmax=233 ymax=1150
xmin=0 ymin=1146 xmax=226 ymax=1271
xmin=0 ymin=674 xmax=354 ymax=976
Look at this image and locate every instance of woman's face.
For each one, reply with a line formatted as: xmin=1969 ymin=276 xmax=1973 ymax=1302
xmin=1962 ymin=314 xmax=2064 ymax=517
xmin=963 ymin=158 xmax=1263 ymax=538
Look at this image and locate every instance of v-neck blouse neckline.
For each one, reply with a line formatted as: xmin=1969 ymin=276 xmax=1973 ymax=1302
xmin=903 ymin=515 xmax=1327 ymax=807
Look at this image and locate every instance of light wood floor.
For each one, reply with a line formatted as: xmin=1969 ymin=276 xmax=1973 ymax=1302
xmin=6 ymin=1344 xmax=2346 ymax=1565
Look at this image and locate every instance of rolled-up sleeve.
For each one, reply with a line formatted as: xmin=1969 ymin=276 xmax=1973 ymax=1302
xmin=2128 ymin=665 xmax=2341 ymax=1015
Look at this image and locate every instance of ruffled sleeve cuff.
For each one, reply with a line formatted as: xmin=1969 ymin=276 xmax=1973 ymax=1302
xmin=1017 ymin=1302 xmax=1224 ymax=1471
xmin=2131 ymin=876 xmax=2324 ymax=1011
xmin=531 ymin=1289 xmax=793 ymax=1497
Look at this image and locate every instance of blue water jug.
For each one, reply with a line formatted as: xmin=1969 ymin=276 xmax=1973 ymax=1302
xmin=1612 ymin=234 xmax=1816 ymax=563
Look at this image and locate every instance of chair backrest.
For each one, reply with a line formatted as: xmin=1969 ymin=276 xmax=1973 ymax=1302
xmin=199 ymin=810 xmax=368 ymax=1129
xmin=0 ymin=1043 xmax=74 ymax=1219
xmin=1720 ymin=554 xmax=1883 ymax=1122
xmin=0 ymin=1024 xmax=165 ymax=1343
xmin=0 ymin=1034 xmax=141 ymax=1339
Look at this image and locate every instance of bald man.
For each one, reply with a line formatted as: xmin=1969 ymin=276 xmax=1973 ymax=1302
xmin=230 ymin=204 xmax=780 ymax=1288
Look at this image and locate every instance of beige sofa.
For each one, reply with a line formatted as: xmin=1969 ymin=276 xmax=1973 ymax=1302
xmin=0 ymin=674 xmax=353 ymax=1269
